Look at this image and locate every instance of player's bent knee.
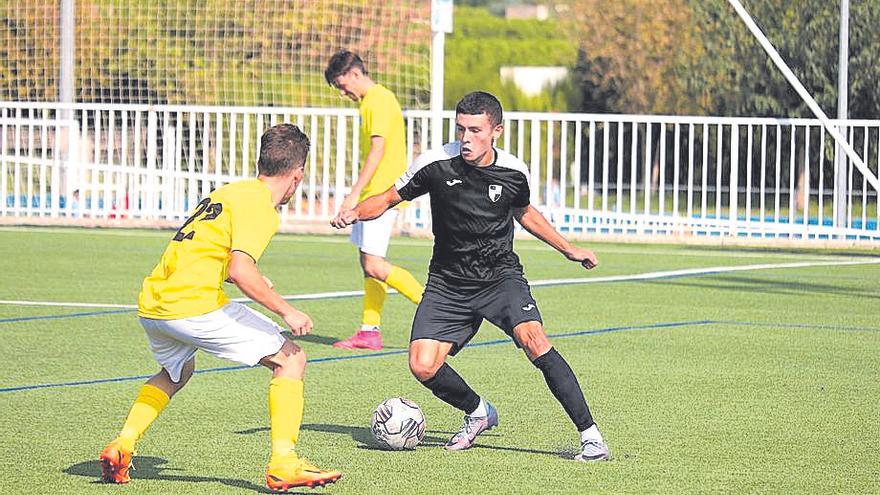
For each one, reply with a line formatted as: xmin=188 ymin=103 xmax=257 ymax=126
xmin=282 ymin=346 xmax=307 ymax=370
xmin=275 ymin=358 xmax=305 ymax=379
xmin=361 ymin=254 xmax=391 ymax=280
xmin=362 ymin=264 xmax=383 ymax=280
xmin=367 ymin=266 xmax=389 ymax=281
xmin=408 ymin=356 xmax=440 ymax=382
xmin=514 ymin=323 xmax=551 ymax=360
xmin=263 ymin=340 xmax=306 ymax=378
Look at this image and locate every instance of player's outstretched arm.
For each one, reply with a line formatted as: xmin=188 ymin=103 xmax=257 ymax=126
xmin=331 ymin=185 xmax=403 ymax=229
xmin=513 ymin=205 xmax=598 ymax=270
xmin=339 ymin=136 xmax=385 ymax=212
xmin=227 ymin=251 xmax=313 ymax=335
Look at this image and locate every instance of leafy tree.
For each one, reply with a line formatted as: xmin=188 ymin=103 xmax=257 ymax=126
xmin=444 ymin=6 xmax=578 ymax=111
xmin=684 ymin=0 xmax=878 ymax=119
xmin=0 ymin=2 xmax=59 ymax=101
xmin=0 ymin=0 xmax=431 ymax=107
xmin=681 ymin=0 xmax=879 ymax=209
xmin=560 ymin=0 xmax=700 ymax=115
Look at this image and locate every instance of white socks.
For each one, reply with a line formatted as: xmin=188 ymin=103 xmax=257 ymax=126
xmin=579 ymin=424 xmax=603 ymax=444
xmin=469 ymin=397 xmax=488 ymax=417
xmin=360 ymin=325 xmax=380 ymax=332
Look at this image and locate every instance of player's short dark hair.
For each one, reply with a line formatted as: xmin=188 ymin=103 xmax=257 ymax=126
xmin=258 ymin=124 xmax=310 ymax=176
xmin=456 ymin=91 xmax=503 ymax=127
xmin=324 ymin=50 xmax=368 ymax=86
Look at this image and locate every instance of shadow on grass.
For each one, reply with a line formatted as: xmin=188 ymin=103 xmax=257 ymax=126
xmin=280 ymin=331 xmax=407 ymax=349
xmin=281 ymin=331 xmax=337 ymax=347
xmin=64 ymin=457 xmax=312 ymax=494
xmin=235 ymin=423 xmax=490 ymax=448
xmin=447 ymin=442 xmax=576 ymax=459
xmin=353 ymin=441 xmax=576 ymax=459
xmin=236 ymin=423 xmax=568 ymax=459
xmin=649 ymin=274 xmax=880 ymax=300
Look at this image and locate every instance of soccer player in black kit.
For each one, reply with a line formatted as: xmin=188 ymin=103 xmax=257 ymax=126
xmin=332 ymin=91 xmax=610 ymax=461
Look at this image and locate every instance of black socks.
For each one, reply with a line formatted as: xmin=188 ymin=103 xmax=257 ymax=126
xmin=419 ymin=347 xmax=595 ymax=430
xmin=532 ymin=347 xmax=595 ymax=431
xmin=419 ymin=363 xmax=481 ymax=414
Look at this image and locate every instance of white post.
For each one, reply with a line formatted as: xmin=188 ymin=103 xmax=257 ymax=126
xmin=431 ymin=0 xmax=453 ymax=149
xmin=431 ymin=31 xmax=445 ymax=149
xmin=59 ymin=0 xmax=75 ymax=207
xmin=147 ymin=109 xmax=157 ymax=218
xmin=834 ymin=0 xmax=849 ymax=228
xmin=59 ymin=0 xmax=74 ymax=110
xmin=726 ymin=0 xmax=877 ymax=194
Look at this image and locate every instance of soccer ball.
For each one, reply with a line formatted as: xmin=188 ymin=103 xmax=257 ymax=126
xmin=370 ymin=397 xmax=426 ymax=450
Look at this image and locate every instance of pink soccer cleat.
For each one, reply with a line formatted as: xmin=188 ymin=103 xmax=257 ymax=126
xmin=332 ymin=329 xmax=383 ymax=350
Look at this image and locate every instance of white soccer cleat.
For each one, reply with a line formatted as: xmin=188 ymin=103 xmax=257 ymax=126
xmin=575 ymin=439 xmax=611 ymax=462
xmin=445 ymin=402 xmax=498 ymax=451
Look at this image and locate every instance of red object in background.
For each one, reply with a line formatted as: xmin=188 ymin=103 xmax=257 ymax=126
xmin=108 ymin=192 xmax=130 ymax=219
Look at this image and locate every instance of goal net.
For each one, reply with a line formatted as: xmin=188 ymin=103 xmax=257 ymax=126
xmin=0 ymin=0 xmax=432 ymax=108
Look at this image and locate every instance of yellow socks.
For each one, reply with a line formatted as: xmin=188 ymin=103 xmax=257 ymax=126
xmin=386 ymin=265 xmax=424 ymax=304
xmin=113 ymin=378 xmax=306 ymax=465
xmin=118 ymin=384 xmax=170 ymax=449
xmin=362 ymin=277 xmax=387 ymax=327
xmin=362 ymin=268 xmax=422 ymax=328
xmin=268 ymin=376 xmax=305 ymax=461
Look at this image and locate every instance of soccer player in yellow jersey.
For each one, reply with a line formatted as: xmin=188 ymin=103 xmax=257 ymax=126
xmin=324 ymin=51 xmax=424 ymax=350
xmin=99 ymin=124 xmax=342 ymax=491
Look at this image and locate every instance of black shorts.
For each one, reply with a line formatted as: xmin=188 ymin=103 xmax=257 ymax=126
xmin=410 ymin=274 xmax=543 ymax=355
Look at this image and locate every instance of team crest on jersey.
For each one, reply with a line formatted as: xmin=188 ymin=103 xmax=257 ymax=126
xmin=488 ymin=184 xmax=503 ymax=202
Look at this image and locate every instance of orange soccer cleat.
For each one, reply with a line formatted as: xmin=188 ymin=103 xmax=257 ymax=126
xmin=99 ymin=439 xmax=134 ymax=484
xmin=265 ymin=454 xmax=342 ymax=491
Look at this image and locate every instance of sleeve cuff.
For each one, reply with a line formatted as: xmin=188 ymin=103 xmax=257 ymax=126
xmin=230 ymin=249 xmax=257 ymax=263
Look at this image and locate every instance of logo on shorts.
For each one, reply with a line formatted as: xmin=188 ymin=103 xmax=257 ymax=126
xmin=522 ymin=303 xmax=535 ymax=311
xmin=488 ymin=184 xmax=503 ymax=202
xmin=446 ymin=178 xmax=462 ymax=186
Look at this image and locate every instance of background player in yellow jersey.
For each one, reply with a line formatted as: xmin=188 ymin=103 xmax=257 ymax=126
xmin=324 ymin=50 xmax=424 ymax=350
xmin=99 ymin=124 xmax=342 ymax=491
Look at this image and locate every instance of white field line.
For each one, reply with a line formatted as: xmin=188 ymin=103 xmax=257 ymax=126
xmin=2 ymin=259 xmax=878 ymax=310
xmin=0 ymin=301 xmax=138 ymax=309
xmin=0 ymin=290 xmax=366 ymax=310
xmin=529 ymin=258 xmax=880 ymax=288
xmin=0 ymin=226 xmax=857 ymax=261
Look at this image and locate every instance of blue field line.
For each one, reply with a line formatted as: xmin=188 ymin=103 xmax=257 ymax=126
xmin=7 ymin=318 xmax=878 ymax=395
xmin=0 ymin=320 xmax=711 ymax=393
xmin=0 ymin=348 xmax=421 ymax=393
xmin=0 ymin=308 xmax=134 ymax=324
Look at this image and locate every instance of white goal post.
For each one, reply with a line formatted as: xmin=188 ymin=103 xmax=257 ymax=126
xmin=726 ymin=0 xmax=878 ymax=194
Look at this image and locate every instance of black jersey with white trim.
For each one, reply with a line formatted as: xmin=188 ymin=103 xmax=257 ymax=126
xmin=396 ymin=141 xmax=531 ymax=281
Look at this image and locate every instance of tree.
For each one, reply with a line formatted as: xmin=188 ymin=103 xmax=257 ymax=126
xmin=444 ymin=6 xmax=578 ymax=111
xmin=560 ymin=0 xmax=700 ymax=115
xmin=684 ymin=0 xmax=879 ymax=119
xmin=684 ymin=0 xmax=880 ymax=210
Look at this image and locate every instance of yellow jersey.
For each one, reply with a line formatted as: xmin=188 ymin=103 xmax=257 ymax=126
xmin=359 ymin=84 xmax=407 ymax=202
xmin=138 ymin=179 xmax=279 ymax=319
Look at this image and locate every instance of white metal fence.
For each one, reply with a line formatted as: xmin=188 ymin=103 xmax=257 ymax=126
xmin=2 ymin=102 xmax=878 ymax=244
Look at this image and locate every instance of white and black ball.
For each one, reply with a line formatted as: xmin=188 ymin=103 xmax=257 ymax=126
xmin=370 ymin=397 xmax=426 ymax=450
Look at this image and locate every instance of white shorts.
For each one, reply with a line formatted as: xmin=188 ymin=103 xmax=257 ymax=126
xmin=139 ymin=302 xmax=286 ymax=382
xmin=350 ymin=208 xmax=398 ymax=257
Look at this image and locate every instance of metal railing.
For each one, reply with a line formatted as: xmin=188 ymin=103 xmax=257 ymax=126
xmin=2 ymin=102 xmax=878 ymax=243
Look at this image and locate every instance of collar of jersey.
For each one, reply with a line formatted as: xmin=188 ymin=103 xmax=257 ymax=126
xmin=462 ymin=147 xmax=498 ymax=169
